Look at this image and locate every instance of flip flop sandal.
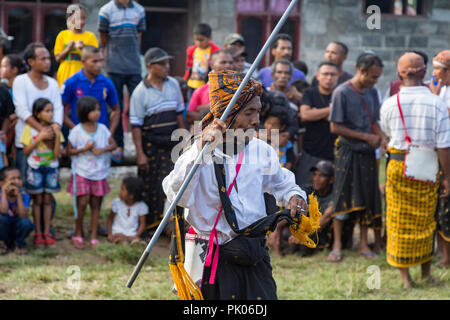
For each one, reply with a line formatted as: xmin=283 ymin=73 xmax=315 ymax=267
xmin=72 ymin=236 xmax=84 ymax=249
xmin=34 ymin=233 xmax=45 ymax=245
xmin=359 ymin=251 xmax=378 ymax=259
xmin=43 ymin=233 xmax=55 ymax=246
xmin=327 ymin=251 xmax=342 ymax=262
xmin=90 ymin=238 xmax=99 ymax=248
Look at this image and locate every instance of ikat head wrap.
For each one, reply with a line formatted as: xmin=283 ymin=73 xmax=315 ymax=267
xmin=201 ymin=70 xmax=262 ymax=130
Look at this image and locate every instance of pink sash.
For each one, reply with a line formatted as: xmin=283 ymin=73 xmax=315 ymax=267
xmin=203 ymin=149 xmax=245 ymax=285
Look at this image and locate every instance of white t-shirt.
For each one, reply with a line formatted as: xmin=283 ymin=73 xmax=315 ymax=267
xmin=111 ymin=198 xmax=148 ymax=237
xmin=12 ymin=74 xmax=63 ymax=148
xmin=68 ymin=123 xmax=111 ymax=180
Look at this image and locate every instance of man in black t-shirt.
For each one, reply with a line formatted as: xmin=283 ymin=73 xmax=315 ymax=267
xmin=311 ymin=42 xmax=352 ymax=87
xmin=295 ymin=61 xmax=339 ymax=188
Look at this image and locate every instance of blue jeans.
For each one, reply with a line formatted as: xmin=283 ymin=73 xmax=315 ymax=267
xmin=0 ymin=214 xmax=34 ymax=248
xmin=108 ymin=73 xmax=142 ymax=148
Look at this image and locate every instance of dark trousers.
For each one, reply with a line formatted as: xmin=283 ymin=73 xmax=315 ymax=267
xmin=108 ymin=73 xmax=142 ymax=148
xmin=0 ymin=214 xmax=34 ymax=249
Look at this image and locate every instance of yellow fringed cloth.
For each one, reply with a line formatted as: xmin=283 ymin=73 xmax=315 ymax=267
xmin=169 ymin=208 xmax=203 ymax=300
xmin=385 ymin=148 xmax=438 ymax=268
xmin=213 ymin=158 xmax=322 ymax=247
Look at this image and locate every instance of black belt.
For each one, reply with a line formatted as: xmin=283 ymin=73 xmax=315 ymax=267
xmin=389 ymin=152 xmax=406 ymax=161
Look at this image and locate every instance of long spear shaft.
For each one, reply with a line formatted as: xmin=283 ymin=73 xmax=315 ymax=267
xmin=126 ymin=0 xmax=299 ymax=289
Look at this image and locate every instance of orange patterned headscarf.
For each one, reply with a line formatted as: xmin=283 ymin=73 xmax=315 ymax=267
xmin=201 ymin=70 xmax=262 ymax=129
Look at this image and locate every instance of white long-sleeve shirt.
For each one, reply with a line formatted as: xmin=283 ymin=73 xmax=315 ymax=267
xmin=162 ymin=137 xmax=306 ymax=245
xmin=12 ymin=74 xmax=63 ymax=148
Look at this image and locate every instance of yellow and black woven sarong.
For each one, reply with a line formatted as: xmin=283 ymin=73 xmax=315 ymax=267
xmin=385 ymin=148 xmax=438 ymax=268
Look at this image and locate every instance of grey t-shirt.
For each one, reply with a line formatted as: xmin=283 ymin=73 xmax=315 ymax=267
xmin=329 ymin=82 xmax=380 ymax=134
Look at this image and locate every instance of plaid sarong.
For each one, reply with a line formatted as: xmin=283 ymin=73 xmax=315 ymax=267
xmin=386 ymin=148 xmax=438 ymax=267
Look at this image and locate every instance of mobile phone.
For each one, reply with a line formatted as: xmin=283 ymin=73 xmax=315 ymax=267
xmin=431 ymin=75 xmax=438 ymax=86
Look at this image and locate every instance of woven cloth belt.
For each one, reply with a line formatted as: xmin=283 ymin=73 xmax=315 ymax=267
xmin=389 ymin=152 xmax=406 ymax=161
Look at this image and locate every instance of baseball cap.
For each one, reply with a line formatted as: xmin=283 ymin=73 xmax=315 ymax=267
xmin=310 ymin=160 xmax=334 ymax=176
xmin=224 ymin=33 xmax=245 ymax=46
xmin=144 ymin=47 xmax=173 ymax=65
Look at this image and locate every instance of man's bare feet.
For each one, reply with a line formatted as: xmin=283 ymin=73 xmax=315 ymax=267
xmin=436 ymin=259 xmax=450 ymax=268
xmin=403 ymin=279 xmax=415 ymax=289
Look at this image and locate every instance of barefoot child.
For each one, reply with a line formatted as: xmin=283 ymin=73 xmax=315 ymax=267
xmin=0 ymin=167 xmax=33 ymax=254
xmin=107 ymin=176 xmax=148 ymax=244
xmin=20 ymin=98 xmax=63 ymax=246
xmin=67 ymin=96 xmax=116 ymax=249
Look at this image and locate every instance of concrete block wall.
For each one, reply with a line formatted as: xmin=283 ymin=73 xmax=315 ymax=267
xmin=300 ymin=0 xmax=450 ymax=95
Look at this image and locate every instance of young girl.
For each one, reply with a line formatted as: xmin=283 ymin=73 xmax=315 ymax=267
xmin=107 ymin=176 xmax=148 ymax=244
xmin=19 ymin=98 xmax=63 ymax=246
xmin=67 ymin=96 xmax=116 ymax=249
xmin=54 ymin=4 xmax=98 ymax=87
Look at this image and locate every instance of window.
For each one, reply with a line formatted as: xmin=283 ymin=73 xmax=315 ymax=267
xmin=7 ymin=7 xmax=33 ymax=53
xmin=0 ymin=0 xmax=73 ymax=54
xmin=364 ymin=0 xmax=425 ymax=16
xmin=236 ymin=0 xmax=301 ymax=67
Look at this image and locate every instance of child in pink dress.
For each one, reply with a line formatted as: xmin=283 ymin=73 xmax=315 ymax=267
xmin=67 ymin=96 xmax=116 ymax=249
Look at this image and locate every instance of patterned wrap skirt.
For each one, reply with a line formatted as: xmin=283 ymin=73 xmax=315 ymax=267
xmin=329 ymin=137 xmax=382 ymax=227
xmin=386 ymin=148 xmax=438 ymax=268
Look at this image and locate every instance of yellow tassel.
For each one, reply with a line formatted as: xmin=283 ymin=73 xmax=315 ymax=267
xmin=169 ymin=212 xmax=204 ymax=300
xmin=289 ymin=194 xmax=322 ymax=248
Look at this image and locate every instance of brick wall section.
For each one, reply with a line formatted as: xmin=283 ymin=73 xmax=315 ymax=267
xmin=300 ymin=0 xmax=450 ymax=95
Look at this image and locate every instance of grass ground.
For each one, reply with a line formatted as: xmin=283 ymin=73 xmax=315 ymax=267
xmin=0 ymin=174 xmax=449 ymax=300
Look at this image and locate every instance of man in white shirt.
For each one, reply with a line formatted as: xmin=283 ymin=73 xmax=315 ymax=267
xmin=430 ymin=50 xmax=450 ymax=113
xmin=163 ymin=70 xmax=309 ymax=300
xmin=380 ymin=52 xmax=450 ymax=288
xmin=12 ymin=42 xmax=63 ymax=180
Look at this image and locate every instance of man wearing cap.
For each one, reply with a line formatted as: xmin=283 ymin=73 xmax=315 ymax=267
xmin=223 ymin=33 xmax=260 ymax=80
xmin=380 ymin=52 xmax=450 ymax=287
xmin=130 ymin=47 xmax=186 ymax=229
xmin=430 ymin=50 xmax=450 ymax=112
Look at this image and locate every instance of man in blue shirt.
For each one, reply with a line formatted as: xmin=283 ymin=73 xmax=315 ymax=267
xmin=259 ymin=33 xmax=306 ymax=88
xmin=61 ymin=46 xmax=120 ymax=145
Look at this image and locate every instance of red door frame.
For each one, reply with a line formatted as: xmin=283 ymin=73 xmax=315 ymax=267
xmin=236 ymin=0 xmax=302 ymax=67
